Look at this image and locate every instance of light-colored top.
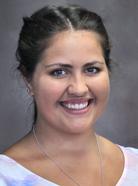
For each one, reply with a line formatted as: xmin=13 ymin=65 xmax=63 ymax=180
xmin=0 ymin=146 xmax=138 ymax=186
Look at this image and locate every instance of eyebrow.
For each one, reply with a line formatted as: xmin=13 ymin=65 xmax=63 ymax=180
xmin=83 ymin=61 xmax=104 ymax=68
xmin=44 ymin=63 xmax=72 ymax=69
xmin=44 ymin=61 xmax=104 ymax=69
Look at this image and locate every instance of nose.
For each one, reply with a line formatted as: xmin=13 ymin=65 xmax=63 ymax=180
xmin=67 ymin=74 xmax=89 ymax=97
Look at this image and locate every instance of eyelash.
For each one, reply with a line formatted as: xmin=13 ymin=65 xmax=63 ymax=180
xmin=84 ymin=66 xmax=101 ymax=75
xmin=49 ymin=66 xmax=101 ymax=78
xmin=49 ymin=68 xmax=68 ymax=78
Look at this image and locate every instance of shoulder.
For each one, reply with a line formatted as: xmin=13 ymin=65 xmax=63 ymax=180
xmin=120 ymin=146 xmax=138 ymax=160
xmin=100 ymin=137 xmax=138 ymax=185
xmin=0 ymin=154 xmax=58 ymax=186
xmin=119 ymin=145 xmax=138 ymax=167
xmin=0 ymin=154 xmax=14 ymax=171
xmin=0 ymin=154 xmax=33 ymax=185
xmin=0 ymin=154 xmax=18 ymax=185
xmin=116 ymin=146 xmax=138 ymax=186
xmin=0 ymin=154 xmax=26 ymax=177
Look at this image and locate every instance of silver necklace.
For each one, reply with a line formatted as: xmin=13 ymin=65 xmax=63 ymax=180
xmin=33 ymin=126 xmax=104 ymax=186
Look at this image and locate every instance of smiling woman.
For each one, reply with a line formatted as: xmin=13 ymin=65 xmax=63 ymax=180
xmin=29 ymin=30 xmax=110 ymax=135
xmin=0 ymin=4 xmax=138 ymax=186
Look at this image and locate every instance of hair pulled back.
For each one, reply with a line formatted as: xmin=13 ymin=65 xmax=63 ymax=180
xmin=16 ymin=5 xmax=111 ymax=80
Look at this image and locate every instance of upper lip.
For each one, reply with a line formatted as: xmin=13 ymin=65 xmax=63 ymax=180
xmin=60 ymin=98 xmax=94 ymax=104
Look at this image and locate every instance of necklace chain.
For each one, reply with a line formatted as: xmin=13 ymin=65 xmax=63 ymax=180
xmin=33 ymin=126 xmax=104 ymax=186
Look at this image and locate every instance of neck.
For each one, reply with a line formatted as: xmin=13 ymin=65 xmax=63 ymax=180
xmin=33 ymin=122 xmax=98 ymax=156
xmin=32 ymin=123 xmax=104 ymax=186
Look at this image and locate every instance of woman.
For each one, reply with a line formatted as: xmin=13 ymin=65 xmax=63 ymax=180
xmin=0 ymin=5 xmax=138 ymax=186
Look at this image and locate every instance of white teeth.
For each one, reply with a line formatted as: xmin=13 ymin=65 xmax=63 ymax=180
xmin=63 ymin=102 xmax=88 ymax=110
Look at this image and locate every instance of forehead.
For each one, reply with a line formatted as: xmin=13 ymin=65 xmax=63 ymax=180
xmin=41 ymin=30 xmax=104 ymax=63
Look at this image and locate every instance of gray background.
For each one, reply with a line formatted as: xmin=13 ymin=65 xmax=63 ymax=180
xmin=0 ymin=0 xmax=138 ymax=152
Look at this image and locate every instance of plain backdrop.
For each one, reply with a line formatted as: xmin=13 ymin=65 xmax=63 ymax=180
xmin=0 ymin=0 xmax=138 ymax=152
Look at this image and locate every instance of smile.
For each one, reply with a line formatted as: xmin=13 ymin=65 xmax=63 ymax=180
xmin=61 ymin=102 xmax=88 ymax=110
xmin=60 ymin=98 xmax=94 ymax=113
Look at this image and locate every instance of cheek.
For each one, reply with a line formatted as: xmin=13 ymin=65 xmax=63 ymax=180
xmin=92 ymin=75 xmax=110 ymax=101
xmin=33 ymin=78 xmax=66 ymax=106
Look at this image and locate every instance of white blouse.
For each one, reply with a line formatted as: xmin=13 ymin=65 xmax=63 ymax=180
xmin=0 ymin=146 xmax=138 ymax=186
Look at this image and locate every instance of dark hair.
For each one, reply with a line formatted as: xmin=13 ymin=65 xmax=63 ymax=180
xmin=16 ymin=5 xmax=111 ymax=123
xmin=16 ymin=5 xmax=111 ymax=79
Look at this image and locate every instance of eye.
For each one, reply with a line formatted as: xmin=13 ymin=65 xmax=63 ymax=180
xmin=49 ymin=68 xmax=68 ymax=78
xmin=84 ymin=66 xmax=101 ymax=75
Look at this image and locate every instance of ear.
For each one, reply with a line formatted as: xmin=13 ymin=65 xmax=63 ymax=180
xmin=23 ymin=77 xmax=34 ymax=96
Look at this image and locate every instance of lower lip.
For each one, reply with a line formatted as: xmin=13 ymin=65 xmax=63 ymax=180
xmin=60 ymin=102 xmax=94 ymax=115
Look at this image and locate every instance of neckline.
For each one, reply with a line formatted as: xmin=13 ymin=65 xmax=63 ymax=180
xmin=1 ymin=145 xmax=127 ymax=186
xmin=0 ymin=154 xmax=59 ymax=186
xmin=115 ymin=145 xmax=127 ymax=185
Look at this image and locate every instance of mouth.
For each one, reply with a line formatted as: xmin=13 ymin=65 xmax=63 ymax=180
xmin=59 ymin=98 xmax=95 ymax=114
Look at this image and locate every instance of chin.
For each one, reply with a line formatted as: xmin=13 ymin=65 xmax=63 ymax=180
xmin=63 ymin=120 xmax=94 ymax=135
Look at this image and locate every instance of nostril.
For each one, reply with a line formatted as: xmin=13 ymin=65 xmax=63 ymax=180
xmin=67 ymin=82 xmax=89 ymax=96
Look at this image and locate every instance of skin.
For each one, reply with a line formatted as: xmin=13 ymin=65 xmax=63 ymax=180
xmin=31 ymin=30 xmax=110 ymax=135
xmin=4 ymin=30 xmax=124 ymax=186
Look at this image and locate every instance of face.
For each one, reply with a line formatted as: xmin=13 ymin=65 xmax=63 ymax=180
xmin=30 ymin=30 xmax=110 ymax=134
